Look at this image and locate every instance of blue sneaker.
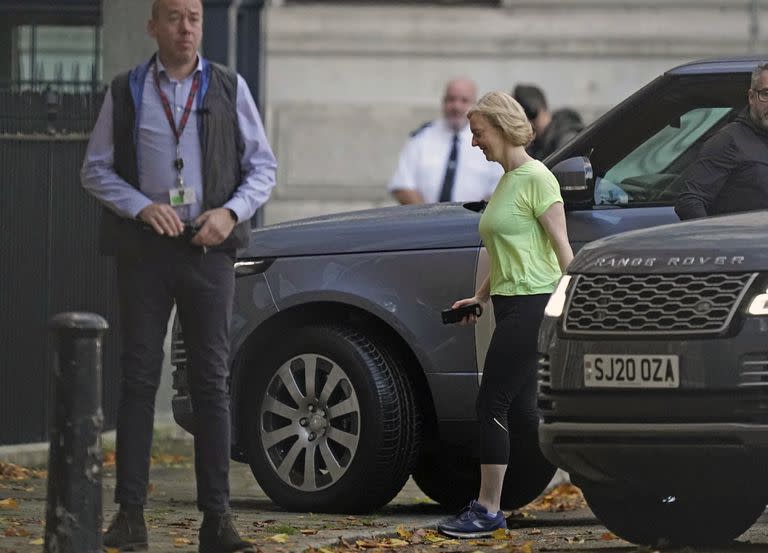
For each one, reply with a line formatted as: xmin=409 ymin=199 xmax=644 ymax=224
xmin=437 ymin=500 xmax=507 ymax=538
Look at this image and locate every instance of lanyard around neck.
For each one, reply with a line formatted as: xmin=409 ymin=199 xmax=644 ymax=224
xmin=152 ymin=62 xmax=201 ymax=146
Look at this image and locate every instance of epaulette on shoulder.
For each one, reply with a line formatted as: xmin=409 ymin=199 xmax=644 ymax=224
xmin=409 ymin=120 xmax=433 ymax=137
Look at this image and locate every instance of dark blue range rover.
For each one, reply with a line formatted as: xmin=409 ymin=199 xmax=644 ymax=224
xmin=539 ymin=211 xmax=768 ymax=547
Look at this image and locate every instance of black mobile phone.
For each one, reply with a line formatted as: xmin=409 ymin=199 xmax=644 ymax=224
xmin=182 ymin=223 xmax=201 ymax=241
xmin=441 ymin=303 xmax=483 ymax=325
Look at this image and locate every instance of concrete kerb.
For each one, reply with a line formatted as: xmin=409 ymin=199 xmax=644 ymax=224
xmin=0 ymin=418 xmax=192 ymax=467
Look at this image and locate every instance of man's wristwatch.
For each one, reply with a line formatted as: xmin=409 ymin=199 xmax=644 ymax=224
xmin=226 ymin=208 xmax=238 ymax=223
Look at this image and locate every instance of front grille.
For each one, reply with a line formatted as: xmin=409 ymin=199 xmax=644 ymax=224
xmin=740 ymin=353 xmax=768 ymax=389
xmin=538 ymin=355 xmax=552 ymax=394
xmin=563 ymin=272 xmax=756 ymax=335
xmin=537 ymin=354 xmax=553 ymax=413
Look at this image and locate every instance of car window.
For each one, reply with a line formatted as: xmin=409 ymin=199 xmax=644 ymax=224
xmin=552 ymin=74 xmax=748 ymax=209
xmin=604 ymin=107 xmax=731 ymax=187
xmin=595 ymin=106 xmax=734 ymax=206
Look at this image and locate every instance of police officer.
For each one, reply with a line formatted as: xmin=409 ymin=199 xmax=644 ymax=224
xmin=388 ymin=78 xmax=503 ymax=204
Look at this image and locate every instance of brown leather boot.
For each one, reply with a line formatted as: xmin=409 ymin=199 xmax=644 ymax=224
xmin=198 ymin=511 xmax=255 ymax=553
xmin=103 ymin=505 xmax=148 ymax=551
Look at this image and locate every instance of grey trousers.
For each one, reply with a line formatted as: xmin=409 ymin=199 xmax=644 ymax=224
xmin=114 ymin=237 xmax=235 ymax=513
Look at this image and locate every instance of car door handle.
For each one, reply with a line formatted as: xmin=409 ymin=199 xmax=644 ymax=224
xmin=234 ymin=258 xmax=274 ymax=276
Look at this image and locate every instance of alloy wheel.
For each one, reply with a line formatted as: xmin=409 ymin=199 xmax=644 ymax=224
xmin=259 ymin=353 xmax=361 ymax=491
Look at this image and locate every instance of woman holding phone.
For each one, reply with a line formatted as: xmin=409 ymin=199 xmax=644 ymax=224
xmin=438 ymin=91 xmax=573 ymax=538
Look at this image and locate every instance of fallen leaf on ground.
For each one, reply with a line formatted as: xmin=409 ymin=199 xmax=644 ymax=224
xmin=0 ymin=498 xmax=18 ymax=510
xmin=522 ymin=483 xmax=586 ymax=512
xmin=300 ymin=529 xmax=318 ymax=535
xmin=4 ymin=526 xmax=30 ymax=537
xmin=0 ymin=462 xmax=46 ymax=481
xmin=253 ymin=519 xmax=277 ymax=528
xmin=424 ymin=531 xmax=449 ymax=543
xmin=491 ymin=528 xmax=509 ymax=540
xmin=29 ymin=537 xmax=44 ymax=545
xmin=407 ymin=528 xmax=429 ymax=544
xmin=174 ymin=536 xmax=193 ymax=546
xmin=514 ymin=543 xmax=533 ymax=553
xmin=601 ymin=531 xmax=618 ymax=540
xmin=103 ymin=450 xmax=116 ymax=466
xmin=396 ymin=525 xmax=412 ymax=539
xmin=152 ymin=454 xmax=188 ymax=466
xmin=355 ymin=538 xmax=410 ymax=548
xmin=267 ymin=533 xmax=290 ymax=543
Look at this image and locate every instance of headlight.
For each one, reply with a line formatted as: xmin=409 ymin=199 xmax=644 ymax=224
xmin=748 ymin=289 xmax=768 ymax=315
xmin=544 ymin=275 xmax=572 ymax=318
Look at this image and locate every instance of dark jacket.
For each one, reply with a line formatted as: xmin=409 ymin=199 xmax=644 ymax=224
xmin=675 ymin=109 xmax=768 ymax=220
xmin=528 ymin=108 xmax=584 ymax=161
xmin=99 ymin=54 xmax=247 ymax=256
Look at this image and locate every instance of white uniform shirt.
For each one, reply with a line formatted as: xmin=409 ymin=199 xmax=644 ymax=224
xmin=388 ymin=118 xmax=503 ymax=203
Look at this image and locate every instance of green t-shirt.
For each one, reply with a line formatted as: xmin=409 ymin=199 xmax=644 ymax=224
xmin=478 ymin=159 xmax=563 ymax=296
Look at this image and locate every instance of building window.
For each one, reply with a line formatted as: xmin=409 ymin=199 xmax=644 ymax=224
xmin=13 ymin=24 xmax=101 ymax=91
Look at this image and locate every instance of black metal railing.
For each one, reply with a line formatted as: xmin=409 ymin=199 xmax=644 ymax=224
xmin=0 ymin=80 xmax=106 ymax=135
xmin=0 ymin=137 xmax=121 ymax=445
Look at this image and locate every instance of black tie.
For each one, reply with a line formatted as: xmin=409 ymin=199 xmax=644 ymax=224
xmin=439 ymin=133 xmax=459 ymax=202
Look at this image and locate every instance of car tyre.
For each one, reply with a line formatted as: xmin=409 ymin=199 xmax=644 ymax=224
xmin=413 ymin=431 xmax=556 ymax=511
xmin=245 ymin=325 xmax=415 ymax=513
xmin=412 ymin=441 xmax=476 ymax=510
xmin=580 ymin=481 xmax=767 ymax=546
xmin=372 ymin=337 xmax=422 ymax=488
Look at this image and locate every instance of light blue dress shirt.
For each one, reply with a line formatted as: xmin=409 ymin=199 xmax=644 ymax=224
xmin=81 ymin=54 xmax=277 ymax=223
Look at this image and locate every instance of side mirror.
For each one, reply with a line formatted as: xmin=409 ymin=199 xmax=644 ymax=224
xmin=462 ymin=200 xmax=487 ymax=213
xmin=551 ymin=156 xmax=594 ymax=206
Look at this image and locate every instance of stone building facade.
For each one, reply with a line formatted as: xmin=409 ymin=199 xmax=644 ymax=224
xmin=101 ymin=1 xmax=767 ymax=224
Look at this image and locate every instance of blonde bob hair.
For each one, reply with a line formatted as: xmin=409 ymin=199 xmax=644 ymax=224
xmin=467 ymin=91 xmax=533 ymax=147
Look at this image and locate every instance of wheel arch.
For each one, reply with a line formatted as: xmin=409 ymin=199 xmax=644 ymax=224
xmin=229 ymin=301 xmax=437 ymax=462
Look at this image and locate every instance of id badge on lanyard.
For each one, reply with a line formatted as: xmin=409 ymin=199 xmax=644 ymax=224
xmin=154 ymin=62 xmax=199 ymax=208
xmin=169 ymin=147 xmax=197 ymax=207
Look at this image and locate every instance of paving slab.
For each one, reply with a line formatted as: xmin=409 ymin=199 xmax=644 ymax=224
xmin=0 ymin=434 xmax=600 ymax=553
xmin=0 ymin=438 xmax=470 ymax=552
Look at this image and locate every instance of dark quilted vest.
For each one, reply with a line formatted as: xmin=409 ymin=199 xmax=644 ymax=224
xmin=98 ymin=60 xmax=248 ymax=255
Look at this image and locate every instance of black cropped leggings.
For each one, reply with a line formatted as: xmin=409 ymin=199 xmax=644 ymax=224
xmin=476 ymin=293 xmax=549 ymax=465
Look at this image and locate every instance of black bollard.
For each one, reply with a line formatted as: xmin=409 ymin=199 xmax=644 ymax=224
xmin=44 ymin=312 xmax=109 ymax=553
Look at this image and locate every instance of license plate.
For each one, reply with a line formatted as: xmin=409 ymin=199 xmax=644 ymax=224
xmin=584 ymin=355 xmax=679 ymax=388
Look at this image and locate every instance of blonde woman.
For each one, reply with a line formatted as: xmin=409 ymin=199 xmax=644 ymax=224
xmin=438 ymin=91 xmax=573 ymax=538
